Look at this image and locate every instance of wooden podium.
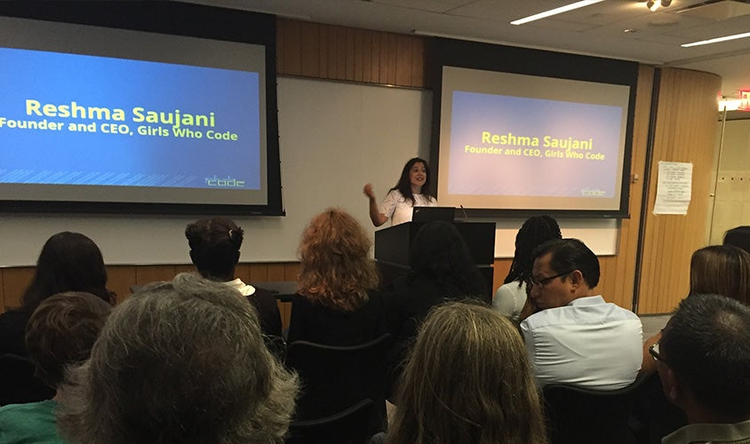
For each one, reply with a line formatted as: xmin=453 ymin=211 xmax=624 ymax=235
xmin=374 ymin=221 xmax=496 ymax=301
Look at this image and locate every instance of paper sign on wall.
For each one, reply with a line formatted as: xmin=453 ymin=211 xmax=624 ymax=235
xmin=654 ymin=161 xmax=693 ymax=215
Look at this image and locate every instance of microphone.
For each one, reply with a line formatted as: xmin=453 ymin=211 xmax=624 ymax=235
xmin=459 ymin=205 xmax=469 ymax=222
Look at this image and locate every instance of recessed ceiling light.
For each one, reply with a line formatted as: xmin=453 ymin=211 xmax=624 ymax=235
xmin=511 ymin=1 xmax=605 ymax=25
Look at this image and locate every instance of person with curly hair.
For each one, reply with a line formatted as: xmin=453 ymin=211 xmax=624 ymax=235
xmin=287 ymin=208 xmax=387 ymax=345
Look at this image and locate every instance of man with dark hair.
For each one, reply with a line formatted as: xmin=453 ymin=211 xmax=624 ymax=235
xmin=0 ymin=292 xmax=111 ymax=443
xmin=655 ymin=294 xmax=750 ymax=443
xmin=520 ymin=238 xmax=642 ymax=389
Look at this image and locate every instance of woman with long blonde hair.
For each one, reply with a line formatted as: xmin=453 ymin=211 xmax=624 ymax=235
xmin=389 ymin=302 xmax=548 ymax=444
xmin=288 ymin=208 xmax=386 ymax=345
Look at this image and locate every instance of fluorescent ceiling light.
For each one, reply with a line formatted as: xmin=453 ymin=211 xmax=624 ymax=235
xmin=511 ymin=0 xmax=605 ymax=25
xmin=682 ymin=31 xmax=750 ymax=47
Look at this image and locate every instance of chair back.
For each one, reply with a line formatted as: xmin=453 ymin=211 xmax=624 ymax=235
xmin=285 ymin=399 xmax=374 ymax=444
xmin=0 ymin=353 xmax=55 ymax=406
xmin=285 ymin=333 xmax=392 ymax=429
xmin=543 ymin=374 xmax=646 ymax=444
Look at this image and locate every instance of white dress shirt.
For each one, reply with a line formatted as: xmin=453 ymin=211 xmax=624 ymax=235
xmin=520 ymin=295 xmax=643 ymax=390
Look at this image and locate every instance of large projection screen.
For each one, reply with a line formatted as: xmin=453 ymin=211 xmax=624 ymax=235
xmin=0 ymin=4 xmax=282 ymax=215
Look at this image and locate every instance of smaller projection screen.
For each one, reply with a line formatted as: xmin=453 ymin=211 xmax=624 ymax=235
xmin=0 ymin=9 xmax=281 ymax=215
xmin=437 ymin=66 xmax=631 ymax=215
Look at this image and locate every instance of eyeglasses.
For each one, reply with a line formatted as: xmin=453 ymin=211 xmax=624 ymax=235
xmin=649 ymin=342 xmax=667 ymax=364
xmin=529 ymin=270 xmax=574 ymax=287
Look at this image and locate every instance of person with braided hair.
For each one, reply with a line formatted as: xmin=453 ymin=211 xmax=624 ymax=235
xmin=493 ymin=215 xmax=561 ymax=321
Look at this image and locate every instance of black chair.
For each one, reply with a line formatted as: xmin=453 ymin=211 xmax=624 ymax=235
xmin=285 ymin=333 xmax=392 ymax=434
xmin=285 ymin=398 xmax=374 ymax=444
xmin=0 ymin=353 xmax=55 ymax=406
xmin=543 ymin=373 xmax=647 ymax=444
xmin=629 ymin=372 xmax=687 ymax=444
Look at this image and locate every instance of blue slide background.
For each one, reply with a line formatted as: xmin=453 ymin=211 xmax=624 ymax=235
xmin=0 ymin=47 xmax=261 ymax=189
xmin=449 ymin=91 xmax=623 ymax=198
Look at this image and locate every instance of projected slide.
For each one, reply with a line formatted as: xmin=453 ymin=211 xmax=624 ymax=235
xmin=437 ymin=66 xmax=632 ymax=213
xmin=449 ymin=91 xmax=622 ymax=198
xmin=0 ymin=47 xmax=261 ymax=191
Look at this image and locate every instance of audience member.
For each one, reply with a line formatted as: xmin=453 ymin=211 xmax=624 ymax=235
xmin=387 ymin=220 xmax=486 ymax=341
xmin=287 ymin=208 xmax=387 ymax=345
xmin=388 ymin=302 xmax=548 ymax=444
xmin=0 ymin=292 xmax=111 ymax=443
xmin=493 ymin=215 xmax=561 ymax=321
xmin=57 ymin=273 xmax=298 ymax=444
xmin=0 ymin=232 xmax=114 ymax=358
xmin=724 ymin=225 xmax=750 ymax=254
xmin=641 ymin=244 xmax=750 ymax=375
xmin=690 ymin=244 xmax=750 ymax=305
xmin=520 ymin=238 xmax=642 ymax=389
xmin=185 ymin=216 xmax=282 ymax=336
xmin=654 ymin=294 xmax=750 ymax=443
xmin=384 ymin=220 xmax=487 ymax=399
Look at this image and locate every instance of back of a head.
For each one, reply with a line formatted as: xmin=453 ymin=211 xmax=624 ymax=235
xmin=724 ymin=226 xmax=750 ymax=255
xmin=25 ymin=292 xmax=112 ymax=389
xmin=531 ymin=238 xmax=600 ymax=289
xmin=297 ymin=208 xmax=378 ymax=311
xmin=23 ymin=232 xmax=112 ymax=311
xmin=390 ymin=302 xmax=547 ymax=444
xmin=57 ymin=273 xmax=298 ymax=444
xmin=505 ymin=215 xmax=562 ymax=284
xmin=690 ymin=245 xmax=750 ymax=305
xmin=409 ymin=221 xmax=484 ymax=297
xmin=185 ymin=217 xmax=244 ymax=280
xmin=660 ymin=294 xmax=750 ymax=420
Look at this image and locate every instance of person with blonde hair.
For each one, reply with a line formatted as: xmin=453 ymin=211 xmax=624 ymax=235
xmin=288 ymin=207 xmax=387 ymax=345
xmin=388 ymin=302 xmax=547 ymax=444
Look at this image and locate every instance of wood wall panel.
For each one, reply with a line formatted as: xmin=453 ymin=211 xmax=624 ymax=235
xmin=610 ymin=65 xmax=655 ymax=310
xmin=0 ymin=263 xmax=303 ymax=312
xmin=1 ymin=268 xmax=33 ymax=310
xmin=276 ymin=19 xmax=427 ymax=88
xmin=107 ymin=266 xmax=136 ymax=305
xmin=636 ymin=68 xmax=722 ymax=314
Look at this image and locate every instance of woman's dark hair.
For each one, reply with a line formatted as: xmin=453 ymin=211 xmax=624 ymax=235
xmin=409 ymin=221 xmax=486 ymax=298
xmin=504 ymin=216 xmax=562 ymax=285
xmin=390 ymin=157 xmax=435 ymax=204
xmin=185 ymin=217 xmax=244 ymax=281
xmin=22 ymin=232 xmax=114 ymax=313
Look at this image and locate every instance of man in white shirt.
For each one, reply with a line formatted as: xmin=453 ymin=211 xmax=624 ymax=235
xmin=520 ymin=238 xmax=642 ymax=390
xmin=657 ymin=294 xmax=750 ymax=444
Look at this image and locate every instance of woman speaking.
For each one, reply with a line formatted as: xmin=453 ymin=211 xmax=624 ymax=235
xmin=363 ymin=157 xmax=437 ymax=227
